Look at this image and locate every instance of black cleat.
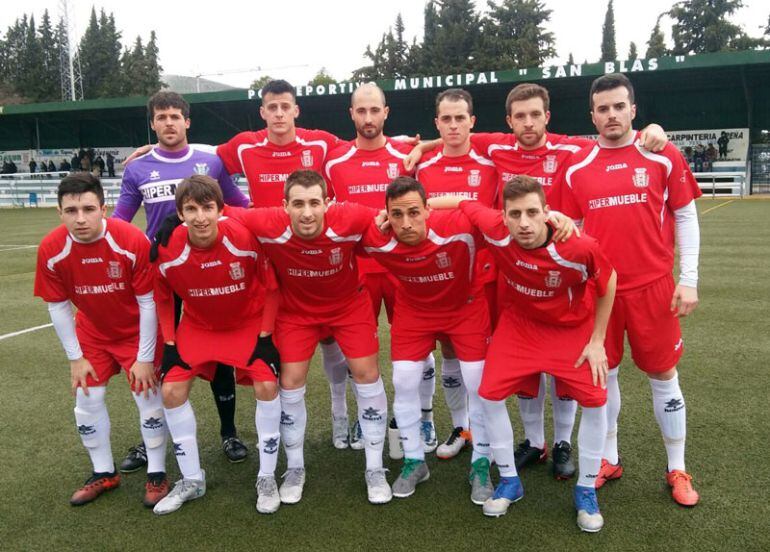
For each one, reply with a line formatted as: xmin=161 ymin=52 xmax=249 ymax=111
xmin=119 ymin=443 xmax=147 ymax=473
xmin=551 ymin=441 xmax=576 ymax=480
xmin=514 ymin=439 xmax=547 ymax=471
xmin=222 ymin=436 xmax=248 ymax=463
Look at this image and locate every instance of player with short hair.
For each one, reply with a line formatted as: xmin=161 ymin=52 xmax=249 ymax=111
xmin=151 ymin=175 xmax=282 ymax=515
xmin=34 ymin=173 xmax=169 ymax=507
xmin=114 ymin=90 xmax=251 ymax=468
xmin=562 ymin=73 xmax=701 ymax=506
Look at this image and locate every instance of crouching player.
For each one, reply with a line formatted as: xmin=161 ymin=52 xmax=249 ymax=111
xmin=430 ymin=175 xmax=616 ymax=532
xmin=34 ymin=173 xmax=169 ymax=507
xmin=152 ymin=175 xmax=282 ymax=515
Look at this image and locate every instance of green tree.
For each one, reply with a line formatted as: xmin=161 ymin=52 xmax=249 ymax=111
xmin=122 ymin=36 xmax=146 ymax=96
xmin=308 ymin=67 xmax=336 ymax=86
xmin=19 ymin=15 xmax=45 ymax=101
xmin=668 ymin=0 xmax=762 ymax=54
xmin=142 ymin=30 xmax=163 ymax=94
xmin=249 ymin=75 xmax=274 ymax=91
xmin=628 ymin=41 xmax=638 ymax=59
xmin=567 ymin=52 xmax=575 ymax=65
xmin=646 ymin=21 xmax=668 ymax=57
xmin=79 ymin=8 xmax=124 ymax=98
xmin=351 ymin=13 xmax=411 ymax=80
xmin=601 ymin=0 xmax=617 ymax=61
xmin=421 ymin=0 xmax=480 ymax=74
xmin=37 ymin=10 xmax=60 ymax=101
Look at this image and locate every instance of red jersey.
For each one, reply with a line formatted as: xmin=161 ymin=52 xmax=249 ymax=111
xmin=217 ymin=128 xmax=340 ymax=207
xmin=361 ymin=209 xmax=482 ymax=312
xmin=470 ymin=132 xmax=591 ymax=209
xmin=460 ymin=201 xmax=613 ymax=326
xmin=561 ymin=132 xmax=701 ymax=293
xmin=34 ymin=218 xmax=153 ymax=341
xmin=416 ymin=147 xmax=498 ymax=207
xmin=228 ymin=203 xmax=376 ymax=317
xmin=155 ymin=217 xmax=268 ymax=339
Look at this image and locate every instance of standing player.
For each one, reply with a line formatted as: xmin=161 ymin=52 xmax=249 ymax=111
xmin=114 ymin=90 xmax=251 ymax=468
xmin=151 ymin=176 xmax=282 ymax=515
xmin=225 ymin=170 xmax=391 ymax=505
xmin=562 ymin=73 xmax=701 ymax=506
xmin=34 ymin=173 xmax=169 ymax=507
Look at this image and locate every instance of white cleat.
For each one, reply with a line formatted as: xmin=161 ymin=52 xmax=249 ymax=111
xmin=332 ymin=415 xmax=349 ymax=449
xmin=256 ymin=475 xmax=280 ymax=514
xmin=153 ymin=470 xmax=206 ymax=515
xmin=365 ymin=468 xmax=393 ymax=504
xmin=436 ymin=426 xmax=469 ymax=459
xmin=279 ymin=468 xmax=306 ymax=504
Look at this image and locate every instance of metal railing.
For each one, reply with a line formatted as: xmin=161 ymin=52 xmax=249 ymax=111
xmin=692 ymin=172 xmax=746 ymax=198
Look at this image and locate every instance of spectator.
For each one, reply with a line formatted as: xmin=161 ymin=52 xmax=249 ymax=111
xmin=7 ymin=160 xmax=17 ymax=174
xmin=106 ymin=153 xmax=115 ymax=177
xmin=693 ymin=144 xmax=705 ymax=173
xmin=48 ymin=160 xmax=57 ymax=173
xmin=705 ymin=143 xmax=717 ymax=171
xmin=94 ymin=155 xmax=105 ymax=176
xmin=60 ymin=159 xmax=71 ymax=172
xmin=71 ymin=153 xmax=80 ymax=171
xmin=29 ymin=159 xmax=37 ymax=173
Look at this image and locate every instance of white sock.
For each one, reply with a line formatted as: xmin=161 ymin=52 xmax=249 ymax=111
xmin=256 ymin=396 xmax=281 ymax=477
xmin=392 ymin=361 xmax=425 ymax=461
xmin=550 ymin=377 xmax=577 ymax=445
xmin=321 ymin=342 xmax=348 ymax=420
xmin=649 ymin=372 xmax=687 ymax=472
xmin=459 ymin=361 xmax=491 ymax=462
xmin=164 ymin=401 xmax=202 ymax=481
xmin=74 ymin=386 xmax=114 ymax=473
xmin=355 ymin=378 xmax=388 ymax=470
xmin=441 ymin=357 xmax=468 ymax=429
xmin=420 ymin=353 xmax=436 ymax=421
xmin=604 ymin=367 xmax=621 ymax=464
xmin=132 ymin=391 xmax=167 ymax=474
xmin=279 ymin=386 xmax=307 ymax=470
xmin=481 ymin=397 xmax=518 ymax=478
xmin=517 ymin=373 xmax=546 ymax=448
xmin=577 ymin=405 xmax=607 ymax=487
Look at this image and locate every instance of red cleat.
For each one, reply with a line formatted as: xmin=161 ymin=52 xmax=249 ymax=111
xmin=594 ymin=458 xmax=623 ymax=489
xmin=143 ymin=473 xmax=170 ymax=507
xmin=70 ymin=471 xmax=121 ymax=506
xmin=666 ymin=469 xmax=700 ymax=507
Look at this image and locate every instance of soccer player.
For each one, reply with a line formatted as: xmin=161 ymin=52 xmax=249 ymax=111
xmin=151 ymin=175 xmax=282 ymax=515
xmin=225 ymin=170 xmax=390 ymax=505
xmin=34 ymin=173 xmax=169 ymax=507
xmin=562 ymin=73 xmax=701 ymax=506
xmin=429 ymin=175 xmax=617 ymax=531
xmin=114 ymin=90 xmax=251 ymax=468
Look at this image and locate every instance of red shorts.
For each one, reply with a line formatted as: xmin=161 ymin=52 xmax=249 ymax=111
xmin=77 ymin=328 xmax=163 ymax=390
xmin=479 ymin=309 xmax=606 ymax=408
xmin=163 ymin=360 xmax=274 ymax=385
xmin=361 ymin=271 xmax=397 ymax=324
xmin=391 ymin=296 xmax=490 ymax=362
xmin=275 ymin=288 xmax=379 ymax=363
xmin=606 ymin=274 xmax=683 ymax=373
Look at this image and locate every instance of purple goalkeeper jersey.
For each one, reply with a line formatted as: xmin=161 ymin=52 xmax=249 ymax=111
xmin=113 ymin=145 xmax=249 ymax=237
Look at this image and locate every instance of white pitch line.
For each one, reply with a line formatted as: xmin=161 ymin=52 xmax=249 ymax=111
xmin=0 ymin=323 xmax=53 ymax=341
xmin=0 ymin=245 xmax=38 ymax=252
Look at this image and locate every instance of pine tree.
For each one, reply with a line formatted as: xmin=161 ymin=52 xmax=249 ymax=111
xmin=249 ymin=75 xmax=273 ymax=91
xmin=20 ymin=15 xmax=45 ymax=101
xmin=567 ymin=52 xmax=575 ymax=65
xmin=601 ymin=0 xmax=617 ymax=61
xmin=142 ymin=30 xmax=163 ymax=94
xmin=37 ymin=11 xmax=60 ymax=101
xmin=123 ymin=36 xmax=146 ymax=96
xmin=628 ymin=41 xmax=638 ymax=60
xmin=78 ymin=8 xmax=101 ymax=98
xmin=646 ymin=21 xmax=667 ymax=57
xmin=308 ymin=67 xmax=336 ymax=86
xmin=668 ymin=0 xmax=762 ymax=54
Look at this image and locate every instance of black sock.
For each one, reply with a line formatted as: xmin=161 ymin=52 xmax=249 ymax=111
xmin=210 ymin=364 xmax=237 ymax=439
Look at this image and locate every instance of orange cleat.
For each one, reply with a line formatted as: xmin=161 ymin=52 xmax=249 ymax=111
xmin=666 ymin=469 xmax=699 ymax=507
xmin=70 ymin=471 xmax=121 ymax=506
xmin=143 ymin=473 xmax=171 ymax=508
xmin=594 ymin=458 xmax=623 ymax=489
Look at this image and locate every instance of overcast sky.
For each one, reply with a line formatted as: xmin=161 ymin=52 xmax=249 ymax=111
xmin=3 ymin=1 xmax=768 ymax=88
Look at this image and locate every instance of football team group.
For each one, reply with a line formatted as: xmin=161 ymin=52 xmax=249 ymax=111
xmin=34 ymin=72 xmax=701 ymax=533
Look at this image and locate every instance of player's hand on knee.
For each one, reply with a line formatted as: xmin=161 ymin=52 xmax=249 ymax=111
xmin=248 ymin=334 xmax=281 ymax=377
xmin=548 ymin=211 xmax=579 ymax=241
xmin=639 ymin=124 xmax=668 ymax=152
xmin=671 ymin=284 xmax=698 ymax=317
xmin=150 ymin=213 xmax=184 ymax=262
xmin=576 ymin=340 xmax=608 ymax=388
xmin=161 ymin=343 xmax=190 ymax=378
xmin=70 ymin=357 xmax=98 ymax=396
xmin=129 ymin=360 xmax=158 ymax=398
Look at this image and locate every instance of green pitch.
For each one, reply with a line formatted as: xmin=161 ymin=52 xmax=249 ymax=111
xmin=1 ymin=199 xmax=768 ymax=551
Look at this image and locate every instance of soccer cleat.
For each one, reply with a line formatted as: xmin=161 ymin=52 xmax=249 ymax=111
xmin=574 ymin=485 xmax=604 ymax=532
xmin=279 ymin=468 xmax=306 ymax=504
xmin=595 ymin=458 xmax=623 ymax=489
xmin=222 ymin=436 xmax=248 ymax=463
xmin=332 ymin=415 xmax=350 ymax=450
xmin=437 ymin=427 xmax=470 ymax=460
xmin=391 ymin=459 xmax=430 ymax=498
xmin=551 ymin=441 xmax=576 ymax=480
xmin=349 ymin=420 xmax=364 ymax=451
xmin=421 ymin=420 xmax=438 ymax=453
xmin=119 ymin=443 xmax=147 ymax=473
xmin=365 ymin=468 xmax=392 ymax=504
xmin=482 ymin=476 xmax=524 ymax=517
xmin=152 ymin=470 xmax=206 ymax=515
xmin=666 ymin=469 xmax=700 ymax=507
xmin=256 ymin=475 xmax=281 ymax=514
xmin=143 ymin=472 xmax=170 ymax=508
xmin=388 ymin=418 xmax=403 ymax=460
xmin=514 ymin=439 xmax=547 ymax=471
xmin=70 ymin=470 xmax=121 ymax=506
xmin=468 ymin=457 xmax=494 ymax=505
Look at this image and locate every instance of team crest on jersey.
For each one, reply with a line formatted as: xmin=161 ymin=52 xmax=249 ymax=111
xmin=107 ymin=261 xmax=122 ymax=279
xmin=301 ymin=149 xmax=313 ymax=167
xmin=632 ymin=168 xmax=650 ymax=188
xmin=329 ymin=247 xmax=342 ymax=266
xmin=229 ymin=262 xmax=245 ymax=280
xmin=436 ymin=251 xmax=451 ymax=269
xmin=545 ymin=270 xmax=562 ymax=288
xmin=387 ymin=162 xmax=400 ymax=180
xmin=543 ymin=155 xmax=558 ymax=174
xmin=193 ymin=163 xmax=209 ymax=176
xmin=467 ymin=169 xmax=481 ymax=187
